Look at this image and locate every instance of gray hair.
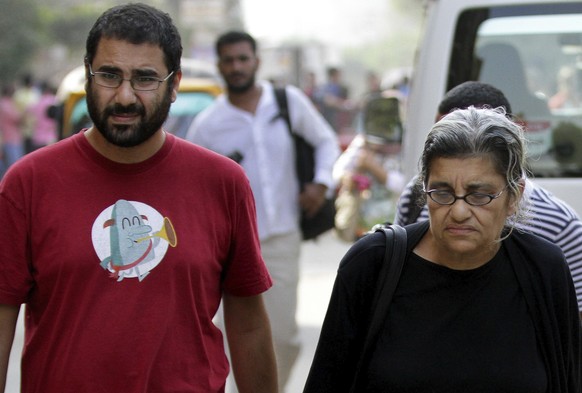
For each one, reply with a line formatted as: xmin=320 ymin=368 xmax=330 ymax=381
xmin=419 ymin=106 xmax=529 ymax=228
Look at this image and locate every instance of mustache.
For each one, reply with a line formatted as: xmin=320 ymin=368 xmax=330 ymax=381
xmin=105 ymin=103 xmax=145 ymax=117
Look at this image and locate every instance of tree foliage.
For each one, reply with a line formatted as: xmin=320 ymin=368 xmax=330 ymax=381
xmin=41 ymin=5 xmax=104 ymax=49
xmin=0 ymin=1 xmax=108 ymax=85
xmin=0 ymin=0 xmax=42 ymax=84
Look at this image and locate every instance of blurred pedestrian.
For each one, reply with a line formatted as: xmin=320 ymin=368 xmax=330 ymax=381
xmin=186 ymin=31 xmax=339 ymax=392
xmin=13 ymin=74 xmax=40 ymax=154
xmin=549 ymin=66 xmax=580 ymax=110
xmin=305 ymin=107 xmax=581 ymax=392
xmin=0 ymin=4 xmax=276 ymax=392
xmin=394 ymin=81 xmax=582 ymax=316
xmin=0 ymin=84 xmax=24 ymax=169
xmin=333 ymin=91 xmax=406 ymax=242
xmin=364 ymin=71 xmax=382 ymax=98
xmin=302 ymin=71 xmax=319 ymax=104
xmin=27 ymin=81 xmax=58 ymax=151
xmin=315 ymin=67 xmax=353 ymax=133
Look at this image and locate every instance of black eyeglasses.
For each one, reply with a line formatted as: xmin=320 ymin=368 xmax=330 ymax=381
xmin=88 ymin=64 xmax=174 ymax=91
xmin=425 ymin=186 xmax=507 ymax=206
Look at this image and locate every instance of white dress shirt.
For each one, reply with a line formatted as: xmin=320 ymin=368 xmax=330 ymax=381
xmin=186 ymin=81 xmax=340 ymax=240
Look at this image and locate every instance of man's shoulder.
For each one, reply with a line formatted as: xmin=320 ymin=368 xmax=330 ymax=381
xmin=185 ymin=96 xmax=229 ymax=140
xmin=21 ymin=133 xmax=77 ymax=162
xmin=529 ymin=181 xmax=580 ymax=219
xmin=509 ymin=229 xmax=568 ymax=272
xmin=400 ymin=175 xmax=420 ymax=196
xmin=182 ymin=135 xmax=248 ymax=170
xmin=174 ymin=136 xmax=233 ymax=163
xmin=0 ymin=135 xmax=78 ymax=188
xmin=193 ymin=95 xmax=229 ymax=122
xmin=283 ymin=83 xmax=311 ymax=104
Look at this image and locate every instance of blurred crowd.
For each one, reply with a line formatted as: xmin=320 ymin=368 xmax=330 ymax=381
xmin=301 ymin=67 xmax=410 ymax=141
xmin=301 ymin=67 xmax=411 ymax=241
xmin=0 ymin=74 xmax=58 ymax=179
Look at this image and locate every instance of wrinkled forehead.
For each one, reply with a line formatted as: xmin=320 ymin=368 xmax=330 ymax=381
xmin=92 ymin=38 xmax=168 ymax=72
xmin=425 ymin=155 xmax=505 ymax=188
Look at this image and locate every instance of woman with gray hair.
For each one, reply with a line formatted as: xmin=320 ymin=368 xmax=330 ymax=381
xmin=419 ymin=105 xmax=530 ymax=234
xmin=304 ymin=107 xmax=580 ymax=393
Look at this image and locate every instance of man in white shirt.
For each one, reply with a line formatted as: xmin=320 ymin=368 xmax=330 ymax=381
xmin=186 ymin=31 xmax=340 ymax=392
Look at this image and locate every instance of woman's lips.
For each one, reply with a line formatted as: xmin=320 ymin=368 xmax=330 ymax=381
xmin=445 ymin=225 xmax=475 ymax=235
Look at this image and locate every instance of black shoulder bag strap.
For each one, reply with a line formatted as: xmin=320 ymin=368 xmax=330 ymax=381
xmin=349 ymin=225 xmax=408 ymax=392
xmin=274 ymin=86 xmax=301 ymax=183
xmin=274 ymin=86 xmax=314 ymax=188
xmin=274 ymin=86 xmax=292 ymax=135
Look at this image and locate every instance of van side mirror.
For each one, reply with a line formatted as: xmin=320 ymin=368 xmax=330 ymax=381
xmin=362 ymin=95 xmax=403 ymax=144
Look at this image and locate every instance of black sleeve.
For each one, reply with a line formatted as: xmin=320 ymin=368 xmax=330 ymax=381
xmin=548 ymin=248 xmax=581 ymax=393
xmin=508 ymin=232 xmax=581 ymax=392
xmin=303 ymin=232 xmax=386 ymax=393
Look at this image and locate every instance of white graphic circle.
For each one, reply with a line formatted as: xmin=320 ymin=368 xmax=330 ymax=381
xmin=91 ymin=201 xmax=171 ymax=280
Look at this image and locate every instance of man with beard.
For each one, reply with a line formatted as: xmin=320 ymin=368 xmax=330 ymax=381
xmin=0 ymin=4 xmax=277 ymax=393
xmin=186 ymin=31 xmax=339 ymax=392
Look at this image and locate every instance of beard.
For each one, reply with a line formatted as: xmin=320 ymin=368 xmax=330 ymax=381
xmin=225 ymin=72 xmax=256 ymax=94
xmin=86 ymin=84 xmax=172 ymax=148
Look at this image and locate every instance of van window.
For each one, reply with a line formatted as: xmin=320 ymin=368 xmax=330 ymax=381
xmin=448 ymin=3 xmax=582 ymax=177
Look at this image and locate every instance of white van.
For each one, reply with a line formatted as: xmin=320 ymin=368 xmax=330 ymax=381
xmin=403 ymin=0 xmax=582 ymax=213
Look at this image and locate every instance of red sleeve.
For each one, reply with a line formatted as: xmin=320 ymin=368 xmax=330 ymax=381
xmin=222 ymin=170 xmax=272 ymax=297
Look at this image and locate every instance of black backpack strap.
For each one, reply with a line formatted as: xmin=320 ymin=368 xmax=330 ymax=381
xmin=273 ymin=86 xmax=314 ymax=187
xmin=274 ymin=86 xmax=293 ymax=136
xmin=350 ymin=224 xmax=408 ymax=392
xmin=370 ymin=225 xmax=407 ymax=316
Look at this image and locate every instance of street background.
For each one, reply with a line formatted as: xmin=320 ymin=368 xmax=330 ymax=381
xmin=287 ymin=232 xmax=352 ymax=392
xmin=5 ymin=231 xmax=352 ymax=392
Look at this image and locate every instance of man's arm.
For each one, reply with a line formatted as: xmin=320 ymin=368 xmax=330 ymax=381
xmin=552 ymin=218 xmax=582 ymax=319
xmin=223 ymin=293 xmax=277 ymax=393
xmin=299 ymin=183 xmax=328 ymax=217
xmin=288 ymin=85 xmax=340 ymax=190
xmin=0 ymin=305 xmax=19 ymax=392
xmin=393 ymin=178 xmax=416 ymax=226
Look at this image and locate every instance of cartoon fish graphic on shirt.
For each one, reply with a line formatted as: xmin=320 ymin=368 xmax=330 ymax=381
xmin=100 ymin=199 xmax=159 ymax=282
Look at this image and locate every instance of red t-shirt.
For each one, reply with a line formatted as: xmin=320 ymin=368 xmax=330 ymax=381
xmin=0 ymin=132 xmax=272 ymax=392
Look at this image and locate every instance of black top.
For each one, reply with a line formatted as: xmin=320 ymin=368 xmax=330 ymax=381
xmin=303 ymin=221 xmax=581 ymax=393
xmin=365 ymin=249 xmax=546 ymax=392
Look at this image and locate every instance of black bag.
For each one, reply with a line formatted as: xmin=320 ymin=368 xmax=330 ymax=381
xmin=274 ymin=87 xmax=336 ymax=240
